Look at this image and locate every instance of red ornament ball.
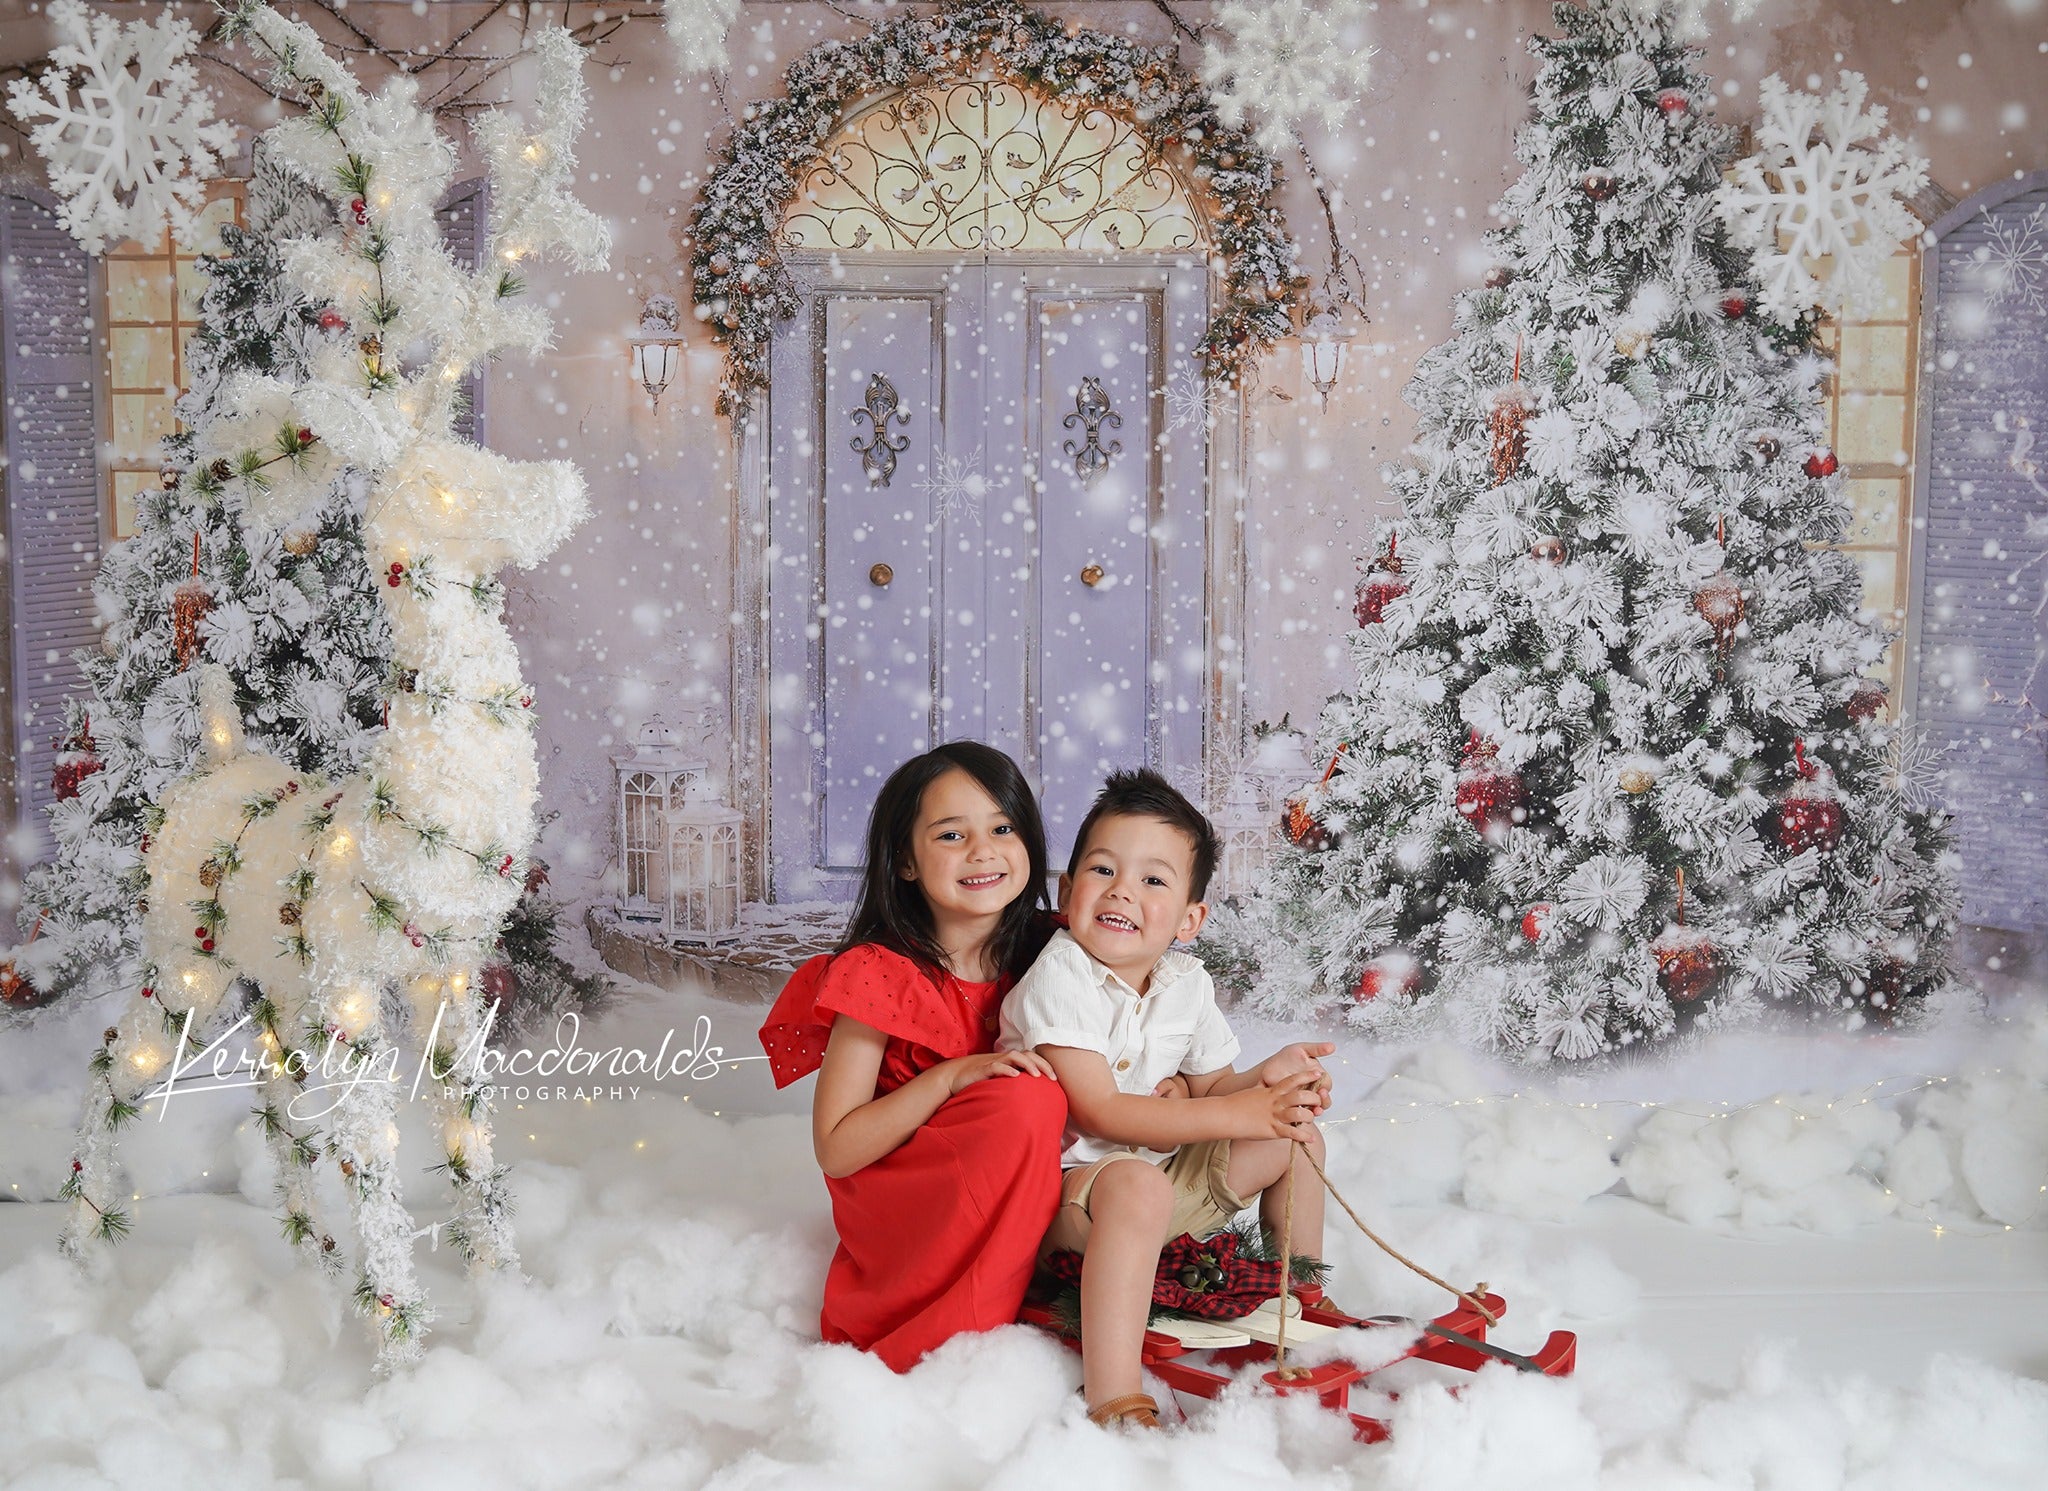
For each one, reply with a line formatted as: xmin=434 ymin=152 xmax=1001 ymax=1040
xmin=1354 ymin=954 xmax=1421 ymax=1004
xmin=1529 ymin=536 xmax=1568 ymax=565
xmin=1720 ymin=293 xmax=1748 ymax=319
xmin=1521 ymin=903 xmax=1554 ymax=943
xmin=317 ymin=308 xmax=347 ymax=332
xmin=481 ymin=962 xmax=517 ymax=1009
xmin=1656 ymin=87 xmax=1691 ymax=115
xmin=1775 ymin=740 xmax=1847 ymax=854
xmin=1353 ymin=567 xmax=1410 ymax=627
xmin=0 ymin=961 xmax=43 ymax=1009
xmin=1482 ymin=264 xmax=1517 ymax=290
xmin=1455 ymin=735 xmax=1530 ymax=839
xmin=1580 ymin=168 xmax=1619 ymax=201
xmin=1805 ymin=450 xmax=1840 ymax=478
xmin=1845 ymin=678 xmax=1889 ymax=724
xmin=1652 ymin=925 xmax=1719 ymax=1004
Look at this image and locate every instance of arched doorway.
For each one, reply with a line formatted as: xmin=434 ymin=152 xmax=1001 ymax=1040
xmin=764 ymin=79 xmax=1216 ymax=897
xmin=1907 ymin=169 xmax=2048 ymax=937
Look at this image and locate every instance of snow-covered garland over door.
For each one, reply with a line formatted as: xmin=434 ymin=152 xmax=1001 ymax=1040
xmin=689 ymin=0 xmax=1305 ymax=418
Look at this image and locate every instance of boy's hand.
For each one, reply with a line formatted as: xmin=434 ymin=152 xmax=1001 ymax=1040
xmin=945 ymin=1050 xmax=1057 ymax=1095
xmin=1150 ymin=1074 xmax=1192 ymax=1100
xmin=1256 ymin=1042 xmax=1336 ymax=1113
xmin=1225 ymin=1071 xmax=1322 ymax=1142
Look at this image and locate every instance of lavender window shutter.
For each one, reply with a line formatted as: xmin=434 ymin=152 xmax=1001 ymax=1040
xmin=0 ymin=190 xmax=101 ymax=864
xmin=436 ymin=178 xmax=491 ymax=445
xmin=1914 ymin=177 xmax=2048 ymax=934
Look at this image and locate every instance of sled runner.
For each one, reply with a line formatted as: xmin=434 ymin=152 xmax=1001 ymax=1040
xmin=1019 ymin=1285 xmax=1577 ymax=1443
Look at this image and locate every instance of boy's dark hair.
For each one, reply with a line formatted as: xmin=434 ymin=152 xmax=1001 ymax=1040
xmin=838 ymin=740 xmax=1053 ymax=982
xmin=1065 ymin=767 xmax=1221 ymax=902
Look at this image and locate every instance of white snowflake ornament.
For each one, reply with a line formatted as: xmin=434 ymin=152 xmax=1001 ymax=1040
xmin=1200 ymin=0 xmax=1377 ymax=156
xmin=6 ymin=0 xmax=236 ymax=254
xmin=1714 ymin=72 xmax=1928 ymax=322
xmin=664 ymin=0 xmax=742 ymax=76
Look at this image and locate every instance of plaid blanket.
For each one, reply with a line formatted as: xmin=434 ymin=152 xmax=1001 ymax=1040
xmin=1043 ymin=1230 xmax=1286 ymax=1320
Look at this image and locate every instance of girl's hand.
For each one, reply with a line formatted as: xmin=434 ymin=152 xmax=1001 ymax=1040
xmin=1226 ymin=1071 xmax=1322 ymax=1142
xmin=945 ymin=1049 xmax=1057 ymax=1095
xmin=1257 ymin=1042 xmax=1336 ymax=1113
xmin=1151 ymin=1074 xmax=1192 ymax=1100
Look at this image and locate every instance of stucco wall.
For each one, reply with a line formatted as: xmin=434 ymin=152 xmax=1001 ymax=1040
xmin=2 ymin=0 xmax=2043 ymax=899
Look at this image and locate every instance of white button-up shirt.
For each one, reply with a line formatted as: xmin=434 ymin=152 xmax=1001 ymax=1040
xmin=998 ymin=929 xmax=1242 ymax=1167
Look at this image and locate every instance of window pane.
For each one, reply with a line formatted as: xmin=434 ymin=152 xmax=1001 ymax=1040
xmin=1874 ymin=254 xmax=1913 ymax=320
xmin=191 ymin=196 xmax=239 ymax=255
xmin=1838 ymin=325 xmax=1908 ymax=392
xmin=1844 ymin=477 xmax=1903 ymax=546
xmin=1837 ymin=392 xmax=1908 ymax=467
xmin=1845 ymin=547 xmax=1902 ymax=630
xmin=108 ymin=326 xmax=175 ymax=390
xmin=106 ymin=259 xmax=174 ymax=322
xmin=110 ymin=393 xmax=174 ymax=460
xmin=110 ymin=469 xmax=155 ymax=541
xmin=175 ymin=257 xmax=210 ymax=319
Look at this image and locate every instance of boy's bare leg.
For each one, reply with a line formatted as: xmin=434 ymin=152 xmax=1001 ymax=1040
xmin=1223 ymin=1123 xmax=1329 ymax=1273
xmin=1046 ymin=1158 xmax=1174 ymax=1409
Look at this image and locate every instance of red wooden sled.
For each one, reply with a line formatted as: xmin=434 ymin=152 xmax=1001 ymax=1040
xmin=1020 ymin=1286 xmax=1577 ymax=1443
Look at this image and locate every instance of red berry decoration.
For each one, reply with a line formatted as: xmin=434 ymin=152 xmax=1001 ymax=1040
xmin=1354 ymin=953 xmax=1421 ymax=1004
xmin=72 ymin=1158 xmax=83 ymax=1173
xmin=141 ymin=985 xmax=154 ymax=999
xmin=317 ymin=308 xmax=348 ymax=332
xmin=193 ymin=925 xmax=207 ymax=939
xmin=201 ymin=938 xmax=215 ymax=953
xmin=1521 ymin=903 xmax=1554 ymax=943
xmin=1454 ymin=732 xmax=1529 ymax=841
xmin=296 ymin=427 xmax=316 ymax=446
xmin=1720 ymin=293 xmax=1748 ymax=319
xmin=1354 ymin=535 xmax=1409 ymax=627
xmin=497 ymin=855 xmax=515 ymax=877
xmin=351 ymin=197 xmax=369 ymax=225
xmin=1774 ymin=738 xmax=1846 ymax=854
xmin=1804 ymin=450 xmax=1839 ymax=478
xmin=1656 ymin=87 xmax=1691 ymax=115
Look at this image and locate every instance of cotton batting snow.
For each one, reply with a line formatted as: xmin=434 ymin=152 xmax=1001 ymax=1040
xmin=3 ymin=946 xmax=2045 ymax=1488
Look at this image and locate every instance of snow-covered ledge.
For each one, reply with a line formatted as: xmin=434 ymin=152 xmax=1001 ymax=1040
xmin=585 ymin=900 xmax=845 ymax=1004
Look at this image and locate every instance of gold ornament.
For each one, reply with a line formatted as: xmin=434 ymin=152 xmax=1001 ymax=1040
xmin=283 ymin=530 xmax=320 ymax=557
xmin=1489 ymin=341 xmax=1531 ymax=487
xmin=1615 ymin=326 xmax=1652 ymax=359
xmin=1618 ymin=766 xmax=1656 ymax=795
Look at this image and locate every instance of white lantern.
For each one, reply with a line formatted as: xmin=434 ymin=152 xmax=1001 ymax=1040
xmin=628 ymin=294 xmax=686 ymax=411
xmin=1248 ymin=725 xmax=1314 ymax=816
xmin=614 ymin=717 xmax=706 ymax=924
xmin=1217 ymin=773 xmax=1270 ymax=902
xmin=1299 ymin=300 xmax=1354 ymax=410
xmin=667 ymin=777 xmax=742 ymax=945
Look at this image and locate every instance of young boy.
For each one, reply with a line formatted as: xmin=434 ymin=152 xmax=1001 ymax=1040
xmin=998 ymin=768 xmax=1336 ymax=1431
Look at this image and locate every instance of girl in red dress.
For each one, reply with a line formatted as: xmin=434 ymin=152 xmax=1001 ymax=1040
xmin=759 ymin=742 xmax=1069 ymax=1371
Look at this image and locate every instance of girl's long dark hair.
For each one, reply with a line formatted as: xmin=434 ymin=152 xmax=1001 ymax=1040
xmin=837 ymin=741 xmax=1051 ymax=982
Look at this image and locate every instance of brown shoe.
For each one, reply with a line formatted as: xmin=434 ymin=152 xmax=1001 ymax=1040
xmin=1087 ymin=1392 xmax=1162 ymax=1430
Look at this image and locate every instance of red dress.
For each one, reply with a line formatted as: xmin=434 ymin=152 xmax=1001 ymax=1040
xmin=759 ymin=942 xmax=1068 ymax=1371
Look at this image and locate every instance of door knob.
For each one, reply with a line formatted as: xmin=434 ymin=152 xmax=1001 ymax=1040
xmin=869 ymin=562 xmax=893 ymax=587
xmin=1080 ymin=563 xmax=1104 ymax=587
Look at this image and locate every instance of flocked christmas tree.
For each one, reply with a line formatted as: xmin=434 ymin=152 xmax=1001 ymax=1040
xmin=1211 ymin=0 xmax=1964 ymax=1060
xmin=3 ymin=152 xmax=606 ymax=1038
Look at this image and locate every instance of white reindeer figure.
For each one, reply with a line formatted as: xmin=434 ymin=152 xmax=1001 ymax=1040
xmin=60 ymin=7 xmax=607 ymax=1369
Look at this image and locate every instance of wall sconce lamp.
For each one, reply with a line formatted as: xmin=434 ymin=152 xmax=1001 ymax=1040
xmin=629 ymin=293 xmax=686 ymax=412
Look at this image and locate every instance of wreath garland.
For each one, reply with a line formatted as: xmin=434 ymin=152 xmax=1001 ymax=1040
xmin=688 ymin=0 xmax=1307 ymax=418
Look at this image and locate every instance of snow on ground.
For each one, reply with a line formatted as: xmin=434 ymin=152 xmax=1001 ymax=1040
xmin=2 ymin=927 xmax=2045 ymax=1488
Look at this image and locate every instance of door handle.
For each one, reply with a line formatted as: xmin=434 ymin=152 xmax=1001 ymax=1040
xmin=870 ymin=562 xmax=894 ymax=587
xmin=1080 ymin=563 xmax=1104 ymax=587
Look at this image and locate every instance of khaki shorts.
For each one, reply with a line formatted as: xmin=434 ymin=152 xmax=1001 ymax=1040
xmin=1059 ymin=1140 xmax=1247 ymax=1241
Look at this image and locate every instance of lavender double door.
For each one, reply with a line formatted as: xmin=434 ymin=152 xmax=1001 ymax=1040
xmin=766 ymin=256 xmax=1210 ymax=899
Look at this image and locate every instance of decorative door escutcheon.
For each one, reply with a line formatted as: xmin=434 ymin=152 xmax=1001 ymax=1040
xmin=1062 ymin=376 xmax=1122 ymax=487
xmin=1079 ymin=563 xmax=1104 ymax=587
xmin=850 ymin=372 xmax=910 ymax=487
xmin=869 ymin=562 xmax=894 ymax=587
